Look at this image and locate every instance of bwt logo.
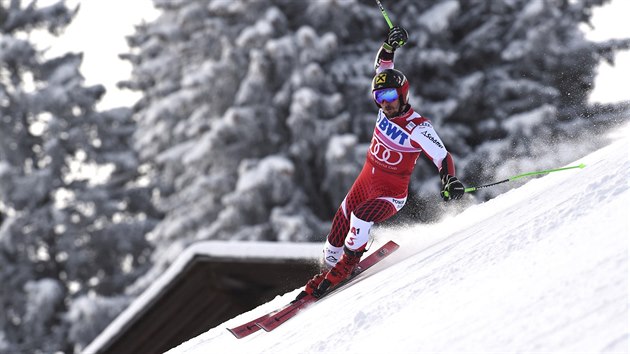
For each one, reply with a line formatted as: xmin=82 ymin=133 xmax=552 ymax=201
xmin=377 ymin=116 xmax=409 ymax=145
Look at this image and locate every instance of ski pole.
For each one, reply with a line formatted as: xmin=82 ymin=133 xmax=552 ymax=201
xmin=444 ymin=163 xmax=586 ymax=197
xmin=374 ymin=0 xmax=394 ymax=29
xmin=375 ymin=0 xmax=407 ymax=48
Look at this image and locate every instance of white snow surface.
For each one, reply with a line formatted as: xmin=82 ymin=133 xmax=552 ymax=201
xmin=168 ymin=125 xmax=629 ymax=354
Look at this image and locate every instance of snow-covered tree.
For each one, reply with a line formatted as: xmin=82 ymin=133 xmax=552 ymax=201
xmin=0 ymin=1 xmax=159 ymax=352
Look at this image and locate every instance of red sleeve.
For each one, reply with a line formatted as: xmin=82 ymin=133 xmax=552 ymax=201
xmin=439 ymin=152 xmax=456 ymax=178
xmin=374 ymin=44 xmax=395 ymax=72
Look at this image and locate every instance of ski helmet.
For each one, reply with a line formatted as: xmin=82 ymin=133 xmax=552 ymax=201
xmin=371 ymin=69 xmax=409 ymax=106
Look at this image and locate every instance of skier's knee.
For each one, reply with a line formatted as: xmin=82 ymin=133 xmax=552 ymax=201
xmin=344 ymin=213 xmax=374 ymax=251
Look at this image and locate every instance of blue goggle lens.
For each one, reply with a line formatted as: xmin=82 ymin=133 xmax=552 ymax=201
xmin=373 ymin=88 xmax=399 ymax=104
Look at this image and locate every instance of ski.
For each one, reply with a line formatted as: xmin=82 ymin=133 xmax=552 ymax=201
xmin=256 ymin=240 xmax=399 ymax=332
xmin=226 ymin=312 xmax=270 ymax=339
xmin=226 ymin=240 xmax=399 ymax=338
xmin=227 ymin=293 xmax=318 ymax=338
xmin=255 ymin=294 xmax=318 ymax=333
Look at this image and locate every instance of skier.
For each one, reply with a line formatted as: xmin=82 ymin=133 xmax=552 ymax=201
xmin=297 ymin=26 xmax=465 ymax=299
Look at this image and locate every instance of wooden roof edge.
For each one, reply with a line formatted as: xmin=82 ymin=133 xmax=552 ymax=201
xmin=83 ymin=241 xmax=323 ymax=354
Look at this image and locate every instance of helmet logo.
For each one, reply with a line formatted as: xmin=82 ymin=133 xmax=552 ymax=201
xmin=375 ymin=73 xmax=387 ymax=84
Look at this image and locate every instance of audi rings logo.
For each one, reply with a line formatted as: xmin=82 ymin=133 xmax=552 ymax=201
xmin=370 ymin=139 xmax=403 ymax=166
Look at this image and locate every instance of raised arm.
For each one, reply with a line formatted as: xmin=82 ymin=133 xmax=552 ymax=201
xmin=374 ymin=26 xmax=408 ymax=73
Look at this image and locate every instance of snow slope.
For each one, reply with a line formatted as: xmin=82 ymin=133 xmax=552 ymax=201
xmin=168 ymin=125 xmax=629 ymax=354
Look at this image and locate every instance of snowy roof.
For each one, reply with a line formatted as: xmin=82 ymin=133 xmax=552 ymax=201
xmin=83 ymin=241 xmax=322 ymax=354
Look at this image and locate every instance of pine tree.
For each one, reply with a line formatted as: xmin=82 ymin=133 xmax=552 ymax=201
xmin=0 ymin=1 xmax=159 ymax=352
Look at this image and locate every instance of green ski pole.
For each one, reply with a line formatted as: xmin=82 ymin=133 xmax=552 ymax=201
xmin=374 ymin=0 xmax=394 ymax=29
xmin=375 ymin=0 xmax=406 ymax=47
xmin=444 ymin=163 xmax=586 ymax=198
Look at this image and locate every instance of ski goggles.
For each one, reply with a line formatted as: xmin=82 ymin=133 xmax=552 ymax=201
xmin=373 ymin=88 xmax=399 ymax=104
